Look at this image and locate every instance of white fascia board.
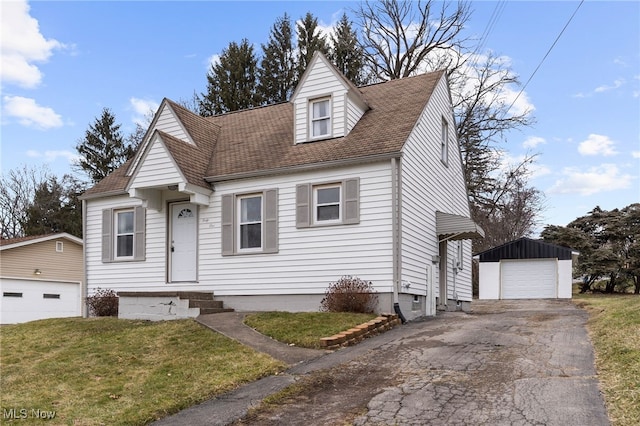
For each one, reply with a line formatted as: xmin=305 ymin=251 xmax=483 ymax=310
xmin=179 ymin=183 xmax=212 ymax=206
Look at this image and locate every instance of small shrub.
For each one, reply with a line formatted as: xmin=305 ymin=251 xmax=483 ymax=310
xmin=86 ymin=288 xmax=119 ymax=317
xmin=320 ymin=275 xmax=379 ymax=314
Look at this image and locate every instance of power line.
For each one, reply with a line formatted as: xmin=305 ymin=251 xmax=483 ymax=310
xmin=468 ymin=0 xmax=507 ymax=70
xmin=506 ymin=0 xmax=584 ymax=115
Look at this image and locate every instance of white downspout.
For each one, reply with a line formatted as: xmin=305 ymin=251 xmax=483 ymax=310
xmin=81 ymin=199 xmax=88 ymax=318
xmin=391 ymin=157 xmax=406 ymax=323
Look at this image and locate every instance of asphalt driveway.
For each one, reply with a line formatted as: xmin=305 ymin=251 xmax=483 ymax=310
xmin=352 ymin=299 xmax=609 ymax=425
xmin=156 ymin=299 xmax=610 ymax=425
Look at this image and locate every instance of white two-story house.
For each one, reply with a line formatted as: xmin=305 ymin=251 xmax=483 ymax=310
xmin=80 ymin=52 xmax=483 ymax=321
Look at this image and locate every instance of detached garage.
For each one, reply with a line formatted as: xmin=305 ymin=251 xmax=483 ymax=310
xmin=476 ymin=238 xmax=577 ymax=300
xmin=1 ymin=233 xmax=83 ymax=324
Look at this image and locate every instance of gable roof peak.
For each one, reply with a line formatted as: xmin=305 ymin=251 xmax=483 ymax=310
xmin=291 ymin=51 xmax=367 ymax=106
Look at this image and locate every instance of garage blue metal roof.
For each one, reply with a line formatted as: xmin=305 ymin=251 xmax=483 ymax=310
xmin=475 ymin=237 xmax=576 ymax=262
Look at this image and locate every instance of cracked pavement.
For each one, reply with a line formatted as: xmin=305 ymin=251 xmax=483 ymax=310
xmin=352 ymin=300 xmax=609 ymax=426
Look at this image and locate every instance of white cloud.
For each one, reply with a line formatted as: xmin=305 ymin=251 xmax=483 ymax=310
xmin=632 ymin=151 xmax=640 ymax=159
xmin=0 ymin=0 xmax=65 ymax=88
xmin=573 ymin=78 xmax=626 ymax=98
xmin=27 ymin=149 xmax=79 ymax=164
xmin=578 ymin=134 xmax=618 ymax=156
xmin=548 ymin=164 xmax=633 ymax=196
xmin=129 ymin=97 xmax=159 ymax=126
xmin=594 ymin=78 xmax=624 ymax=93
xmin=3 ymin=95 xmax=63 ymax=129
xmin=522 ymin=136 xmax=546 ymax=149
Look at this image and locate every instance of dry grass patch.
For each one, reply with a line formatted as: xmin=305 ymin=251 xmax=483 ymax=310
xmin=574 ymin=294 xmax=640 ymax=426
xmin=243 ymin=311 xmax=376 ymax=349
xmin=0 ymin=317 xmax=285 ymax=425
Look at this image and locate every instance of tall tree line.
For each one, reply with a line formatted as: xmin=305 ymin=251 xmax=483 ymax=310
xmin=197 ymin=12 xmax=367 ymax=116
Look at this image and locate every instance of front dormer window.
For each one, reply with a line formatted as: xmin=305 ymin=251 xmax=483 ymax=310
xmin=310 ymin=97 xmax=331 ymax=139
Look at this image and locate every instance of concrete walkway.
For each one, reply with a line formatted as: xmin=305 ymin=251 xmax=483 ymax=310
xmin=196 ymin=312 xmax=326 ymax=366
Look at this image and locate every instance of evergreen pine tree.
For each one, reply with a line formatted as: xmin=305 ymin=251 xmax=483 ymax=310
xmin=295 ymin=13 xmax=329 ymax=84
xmin=330 ymin=13 xmax=369 ymax=86
xmin=258 ymin=13 xmax=296 ymax=104
xmin=74 ymin=108 xmax=132 ymax=184
xmin=24 ymin=175 xmax=83 ymax=237
xmin=199 ymin=39 xmax=260 ymax=116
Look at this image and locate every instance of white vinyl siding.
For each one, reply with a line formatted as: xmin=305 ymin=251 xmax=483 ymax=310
xmin=292 ymin=55 xmax=365 ymax=144
xmin=400 ymin=74 xmax=474 ymax=302
xmin=154 ymin=103 xmax=193 ymax=144
xmin=84 ymin=162 xmax=393 ymax=297
xmin=128 ymin=136 xmax=183 ymax=189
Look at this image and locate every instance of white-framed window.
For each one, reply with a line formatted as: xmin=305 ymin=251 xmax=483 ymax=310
xmin=313 ymin=184 xmax=341 ymax=224
xmin=102 ymin=206 xmax=145 ymax=263
xmin=296 ymin=178 xmax=359 ymax=228
xmin=56 ymin=241 xmax=64 ymax=252
xmin=441 ymin=117 xmax=449 ymax=166
xmin=114 ymin=209 xmax=135 ymax=259
xmin=310 ymin=97 xmax=331 ymax=138
xmin=221 ymin=190 xmax=278 ymax=256
xmin=237 ymin=194 xmax=263 ymax=251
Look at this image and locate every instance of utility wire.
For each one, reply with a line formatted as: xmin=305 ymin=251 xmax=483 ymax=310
xmin=506 ymin=0 xmax=584 ymax=115
xmin=468 ymin=0 xmax=507 ymax=69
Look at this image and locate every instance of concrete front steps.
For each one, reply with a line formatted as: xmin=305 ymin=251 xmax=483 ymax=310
xmin=183 ymin=292 xmax=235 ymax=315
xmin=117 ymin=291 xmax=233 ymax=320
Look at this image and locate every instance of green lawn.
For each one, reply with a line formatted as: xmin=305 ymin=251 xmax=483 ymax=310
xmin=574 ymin=294 xmax=640 ymax=426
xmin=243 ymin=311 xmax=377 ymax=349
xmin=0 ymin=317 xmax=285 ymax=425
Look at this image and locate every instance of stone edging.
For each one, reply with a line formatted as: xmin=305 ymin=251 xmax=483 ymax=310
xmin=319 ymin=313 xmax=401 ymax=350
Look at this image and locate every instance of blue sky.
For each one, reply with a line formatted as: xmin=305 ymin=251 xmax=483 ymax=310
xmin=1 ymin=0 xmax=638 ymax=233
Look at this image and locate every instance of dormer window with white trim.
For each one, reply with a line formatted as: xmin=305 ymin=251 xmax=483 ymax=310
xmin=310 ymin=97 xmax=331 ymax=139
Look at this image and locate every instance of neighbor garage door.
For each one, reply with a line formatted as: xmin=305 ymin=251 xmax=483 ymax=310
xmin=0 ymin=278 xmax=81 ymax=324
xmin=501 ymin=259 xmax=557 ymax=299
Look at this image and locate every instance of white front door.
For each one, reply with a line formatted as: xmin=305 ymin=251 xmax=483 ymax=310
xmin=170 ymin=202 xmax=197 ymax=282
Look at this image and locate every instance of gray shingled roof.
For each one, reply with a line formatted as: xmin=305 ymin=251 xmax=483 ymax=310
xmin=82 ymin=70 xmax=445 ymax=198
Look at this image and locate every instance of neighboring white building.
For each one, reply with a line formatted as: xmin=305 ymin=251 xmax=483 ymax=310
xmin=80 ymin=52 xmax=483 ymax=321
xmin=1 ymin=233 xmax=84 ymax=324
xmin=476 ymin=238 xmax=577 ymax=300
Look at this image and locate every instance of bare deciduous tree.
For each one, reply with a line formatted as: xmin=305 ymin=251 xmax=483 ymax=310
xmin=355 ymin=0 xmax=471 ymax=80
xmin=0 ymin=165 xmax=51 ymax=239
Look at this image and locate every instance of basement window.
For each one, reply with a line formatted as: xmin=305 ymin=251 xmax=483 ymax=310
xmin=3 ymin=292 xmax=22 ymax=298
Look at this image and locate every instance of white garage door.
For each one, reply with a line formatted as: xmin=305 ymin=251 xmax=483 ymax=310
xmin=1 ymin=278 xmax=81 ymax=324
xmin=501 ymin=259 xmax=557 ymax=299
